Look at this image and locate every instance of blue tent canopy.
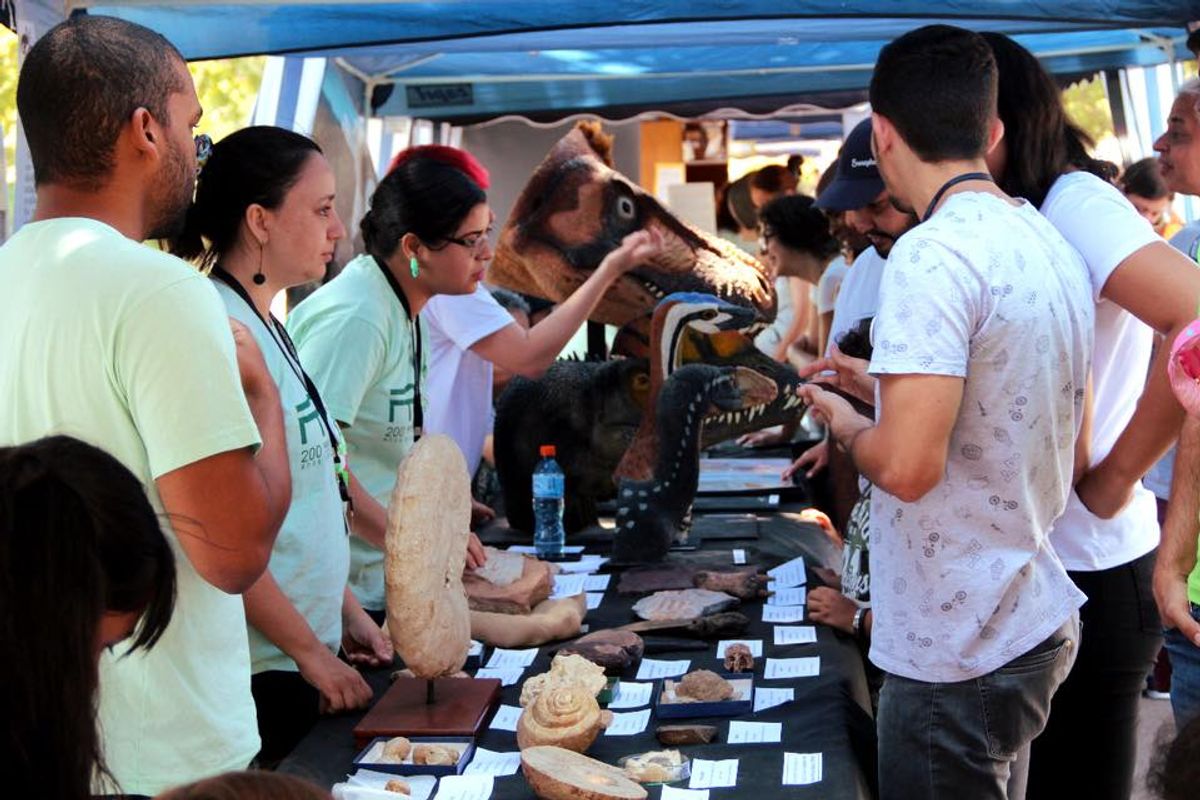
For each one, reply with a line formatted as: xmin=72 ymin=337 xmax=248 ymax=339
xmin=12 ymin=1 xmax=1200 ymax=120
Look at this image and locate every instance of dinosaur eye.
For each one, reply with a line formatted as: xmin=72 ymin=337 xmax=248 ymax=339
xmin=615 ymin=194 xmax=636 ymax=221
xmin=701 ymin=309 xmax=718 ymax=320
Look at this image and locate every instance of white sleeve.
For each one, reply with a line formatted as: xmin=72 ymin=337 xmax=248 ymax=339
xmin=423 ymin=286 xmax=516 ymax=350
xmin=868 ymin=236 xmax=973 ymax=379
xmin=816 ymin=264 xmax=842 ymax=314
xmin=1041 ymin=174 xmax=1159 ymax=301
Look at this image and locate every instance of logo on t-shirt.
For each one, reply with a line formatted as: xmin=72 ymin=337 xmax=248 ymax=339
xmin=389 ymin=384 xmax=415 ymax=423
xmin=296 ymin=397 xmax=322 ymax=445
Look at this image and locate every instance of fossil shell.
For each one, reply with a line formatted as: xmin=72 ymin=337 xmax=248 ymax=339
xmin=521 ymin=745 xmax=648 ymax=800
xmin=520 ymin=653 xmax=608 ymax=707
xmin=517 ymin=685 xmax=605 ymax=753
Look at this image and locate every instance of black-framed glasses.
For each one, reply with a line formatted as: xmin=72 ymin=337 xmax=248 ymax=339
xmin=443 ymin=225 xmax=495 ymax=254
xmin=194 ymin=134 xmax=213 ymax=173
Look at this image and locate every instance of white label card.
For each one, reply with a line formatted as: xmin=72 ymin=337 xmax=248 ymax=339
xmin=661 ymin=787 xmax=709 ymax=800
xmin=717 ymin=639 xmax=764 ymax=658
xmin=753 ymin=686 xmax=795 ymax=712
xmin=688 ymin=758 xmax=739 ymax=789
xmin=767 ymin=556 xmax=807 ymax=588
xmin=550 ymin=573 xmax=588 ymax=598
xmin=773 ymin=626 xmax=818 ymax=646
xmin=464 ymin=747 xmax=521 ymax=777
xmin=732 ymin=548 xmax=747 ymax=565
xmin=727 ymin=720 xmax=782 ymax=744
xmin=605 ymin=708 xmax=651 ymax=736
xmin=468 ymin=640 xmax=483 ymax=657
xmin=636 ymin=658 xmax=691 ymax=680
xmin=508 ymin=544 xmax=585 ymax=555
xmin=486 ymin=648 xmax=538 ymax=669
xmin=768 ymin=587 xmax=807 ymax=606
xmin=434 ymin=774 xmax=494 ymax=800
xmin=489 ymin=704 xmax=521 ymax=732
xmin=584 ymin=574 xmax=612 ymax=592
xmin=557 ymin=555 xmax=609 ymax=574
xmin=764 ymin=657 xmax=820 ymax=679
xmin=586 ymin=592 xmax=604 ymax=610
xmin=762 ymin=605 xmax=806 ymax=623
xmin=474 ymin=667 xmax=524 ymax=687
xmin=608 ymin=681 xmax=654 ymax=709
xmin=782 ymin=752 xmax=824 ymax=786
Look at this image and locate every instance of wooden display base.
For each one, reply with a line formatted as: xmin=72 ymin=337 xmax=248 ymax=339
xmin=353 ymin=677 xmax=502 ymax=749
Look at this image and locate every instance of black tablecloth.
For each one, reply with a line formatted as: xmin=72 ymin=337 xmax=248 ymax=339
xmin=279 ymin=511 xmax=877 ymax=799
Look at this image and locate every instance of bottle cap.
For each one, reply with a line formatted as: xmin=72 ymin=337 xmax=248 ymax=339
xmin=539 ymin=444 xmax=556 ymax=457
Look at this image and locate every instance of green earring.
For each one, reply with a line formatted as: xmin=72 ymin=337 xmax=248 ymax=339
xmin=409 ymin=256 xmax=420 ymax=278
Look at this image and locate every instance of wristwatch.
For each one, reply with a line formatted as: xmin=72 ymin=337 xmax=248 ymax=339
xmin=851 ymin=606 xmax=867 ymax=637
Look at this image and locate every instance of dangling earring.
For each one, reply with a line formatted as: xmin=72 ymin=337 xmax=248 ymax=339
xmin=409 ymin=256 xmax=420 ymax=278
xmin=252 ymin=240 xmax=266 ymax=285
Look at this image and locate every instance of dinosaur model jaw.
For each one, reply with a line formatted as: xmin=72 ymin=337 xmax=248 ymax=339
xmin=488 ymin=121 xmax=775 ymax=333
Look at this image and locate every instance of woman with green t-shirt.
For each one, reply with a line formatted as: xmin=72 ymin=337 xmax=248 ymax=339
xmin=286 ymin=145 xmax=658 ymax=621
xmin=172 ymin=126 xmax=394 ymax=767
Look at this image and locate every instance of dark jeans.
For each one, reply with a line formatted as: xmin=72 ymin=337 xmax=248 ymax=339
xmin=877 ymin=614 xmax=1079 ymax=800
xmin=1164 ymin=603 xmax=1200 ymax=727
xmin=1026 ymin=549 xmax=1163 ymax=800
xmin=251 ymin=670 xmax=321 ymax=770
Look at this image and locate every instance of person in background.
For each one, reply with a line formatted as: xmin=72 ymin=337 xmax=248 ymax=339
xmin=487 ymin=287 xmax=532 ymax=397
xmin=171 ymin=126 xmax=394 ymax=768
xmin=1121 ymin=156 xmax=1183 ymax=239
xmin=981 ymin=34 xmax=1200 ymax=800
xmin=749 ymin=163 xmax=799 ymax=209
xmin=2 ymin=436 xmax=176 ymax=800
xmin=2 ymin=16 xmax=291 ymax=796
xmin=421 ymin=154 xmax=663 ymax=527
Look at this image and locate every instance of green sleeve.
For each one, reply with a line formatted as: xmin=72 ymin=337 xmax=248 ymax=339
xmin=114 ymin=275 xmax=261 ymax=479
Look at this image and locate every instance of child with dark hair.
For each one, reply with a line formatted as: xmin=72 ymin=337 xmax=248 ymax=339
xmin=1122 ymin=157 xmax=1181 ymax=238
xmin=1 ymin=435 xmax=176 ymax=800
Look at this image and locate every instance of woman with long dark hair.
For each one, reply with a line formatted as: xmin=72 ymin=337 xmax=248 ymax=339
xmin=286 ymin=145 xmax=658 ymax=621
xmin=172 ymin=126 xmax=395 ymax=768
xmin=1 ymin=435 xmax=175 ymax=799
xmin=983 ymin=32 xmax=1200 ymax=799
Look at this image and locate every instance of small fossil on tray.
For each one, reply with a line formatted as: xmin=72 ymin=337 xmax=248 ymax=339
xmin=655 ymin=724 xmax=718 ymax=745
xmin=670 ymin=670 xmax=735 ymax=702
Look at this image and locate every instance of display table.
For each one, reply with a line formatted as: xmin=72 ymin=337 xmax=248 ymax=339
xmin=278 ymin=510 xmax=877 ymax=799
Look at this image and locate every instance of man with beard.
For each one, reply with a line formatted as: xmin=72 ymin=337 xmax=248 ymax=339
xmin=799 ymin=26 xmax=1092 ymax=798
xmin=0 ymin=16 xmax=291 ymax=797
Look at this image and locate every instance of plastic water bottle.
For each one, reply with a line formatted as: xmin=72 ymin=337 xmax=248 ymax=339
xmin=532 ymin=444 xmax=566 ymax=559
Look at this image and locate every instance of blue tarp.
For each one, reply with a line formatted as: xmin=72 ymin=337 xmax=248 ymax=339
xmin=18 ymin=1 xmax=1200 ymax=120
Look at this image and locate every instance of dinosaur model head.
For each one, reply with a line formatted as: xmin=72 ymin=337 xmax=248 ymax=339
xmin=488 ymin=121 xmax=775 ymax=342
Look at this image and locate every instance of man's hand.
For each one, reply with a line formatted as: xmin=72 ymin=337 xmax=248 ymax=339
xmin=798 ymin=344 xmax=875 ymax=406
xmin=738 ymin=428 xmax=790 ymax=448
xmin=466 ymin=532 xmax=487 ymax=570
xmin=807 ymin=587 xmax=859 ymax=634
xmin=795 ymin=384 xmax=861 ymax=440
xmin=783 ymin=439 xmax=829 ymax=480
xmin=297 ymin=646 xmax=374 ymax=714
xmin=1154 ymin=559 xmax=1200 ymax=647
xmin=598 ymin=229 xmax=666 ymax=276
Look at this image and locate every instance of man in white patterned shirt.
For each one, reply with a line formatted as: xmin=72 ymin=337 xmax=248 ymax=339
xmin=798 ymin=25 xmax=1092 ymax=800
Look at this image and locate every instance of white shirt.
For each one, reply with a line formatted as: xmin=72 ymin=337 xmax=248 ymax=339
xmin=816 ymin=255 xmax=850 ymax=315
xmin=827 ymin=246 xmax=885 ymax=354
xmin=1039 ymin=171 xmax=1162 ymax=570
xmin=424 ymin=285 xmax=517 ymax=474
xmin=868 ymin=192 xmax=1091 ymax=682
xmin=754 ymin=276 xmax=796 ymax=355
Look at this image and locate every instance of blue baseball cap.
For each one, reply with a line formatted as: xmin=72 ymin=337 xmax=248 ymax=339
xmin=815 ymin=118 xmax=885 ymax=212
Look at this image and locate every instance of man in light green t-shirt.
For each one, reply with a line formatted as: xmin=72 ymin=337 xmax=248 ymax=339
xmin=1 ymin=17 xmax=291 ymax=796
xmin=288 ymin=253 xmax=428 ymax=612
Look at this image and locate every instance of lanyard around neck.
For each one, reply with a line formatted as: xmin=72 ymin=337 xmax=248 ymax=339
xmin=210 ymin=266 xmax=353 ymax=511
xmin=372 ymin=255 xmax=423 ymax=440
xmin=922 ymin=172 xmax=994 ymax=222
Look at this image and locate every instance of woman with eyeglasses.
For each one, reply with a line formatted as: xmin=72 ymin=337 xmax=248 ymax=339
xmin=172 ymin=126 xmax=394 ymax=768
xmin=982 ymin=33 xmax=1200 ymax=799
xmin=419 ymin=156 xmax=663 ymax=523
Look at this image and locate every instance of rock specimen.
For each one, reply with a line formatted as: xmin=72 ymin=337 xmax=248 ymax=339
xmin=381 ymin=736 xmax=412 ymax=762
xmin=723 ymin=643 xmax=754 ymax=673
xmin=693 ymin=567 xmax=771 ymax=600
xmin=412 ymin=744 xmax=461 ymax=766
xmin=557 ymin=630 xmax=645 ymax=673
xmin=621 ymin=750 xmax=686 ymax=784
xmin=384 ymin=778 xmax=411 ymax=795
xmin=616 ymin=566 xmax=697 ymax=595
xmin=521 ymin=746 xmax=648 ymax=800
xmin=517 ymin=685 xmax=607 ymax=753
xmin=472 ymin=595 xmax=586 ymax=648
xmin=655 ymin=725 xmax=718 ymax=746
xmin=674 ymin=670 xmax=734 ymax=702
xmin=631 ymin=588 xmax=738 ymax=622
xmin=384 ymin=435 xmax=471 ymax=677
xmin=521 ymin=654 xmax=608 ymax=707
xmin=464 ymin=548 xmax=555 ymax=614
